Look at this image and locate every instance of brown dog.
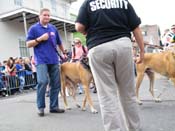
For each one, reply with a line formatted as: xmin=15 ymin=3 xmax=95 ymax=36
xmin=136 ymin=51 xmax=175 ymax=105
xmin=60 ymin=61 xmax=98 ymax=113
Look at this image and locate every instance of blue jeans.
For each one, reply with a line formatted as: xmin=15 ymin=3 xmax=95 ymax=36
xmin=36 ymin=64 xmax=61 ymax=110
xmin=19 ymin=76 xmax=25 ymax=90
xmin=0 ymin=78 xmax=4 ymax=90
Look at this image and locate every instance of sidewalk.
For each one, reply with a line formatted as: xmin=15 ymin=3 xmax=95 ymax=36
xmin=0 ymin=76 xmax=175 ymax=131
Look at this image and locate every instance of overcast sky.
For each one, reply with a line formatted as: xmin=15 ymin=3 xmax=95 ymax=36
xmin=71 ymin=0 xmax=175 ymax=33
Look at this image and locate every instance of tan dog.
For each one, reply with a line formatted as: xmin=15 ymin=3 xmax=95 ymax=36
xmin=136 ymin=51 xmax=175 ymax=105
xmin=60 ymin=62 xmax=98 ymax=113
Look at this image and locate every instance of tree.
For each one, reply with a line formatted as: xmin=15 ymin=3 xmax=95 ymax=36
xmin=73 ymin=32 xmax=86 ymax=45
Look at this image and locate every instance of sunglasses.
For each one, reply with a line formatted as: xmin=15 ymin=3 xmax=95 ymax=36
xmin=73 ymin=41 xmax=80 ymax=44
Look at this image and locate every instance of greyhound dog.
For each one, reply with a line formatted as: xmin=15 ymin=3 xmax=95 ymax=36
xmin=135 ymin=51 xmax=175 ymax=105
xmin=60 ymin=57 xmax=98 ymax=114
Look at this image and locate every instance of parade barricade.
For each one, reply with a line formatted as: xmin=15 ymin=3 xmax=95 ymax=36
xmin=0 ymin=70 xmax=37 ymax=96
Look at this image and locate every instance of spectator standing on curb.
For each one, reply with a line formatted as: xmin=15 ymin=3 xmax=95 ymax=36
xmin=71 ymin=38 xmax=88 ymax=94
xmin=15 ymin=58 xmax=25 ymax=93
xmin=31 ymin=56 xmax=37 ymax=87
xmin=71 ymin=38 xmax=87 ymax=62
xmin=162 ymin=25 xmax=175 ymax=50
xmin=6 ymin=57 xmax=16 ymax=88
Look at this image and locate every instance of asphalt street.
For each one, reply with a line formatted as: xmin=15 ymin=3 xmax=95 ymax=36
xmin=0 ymin=74 xmax=175 ymax=131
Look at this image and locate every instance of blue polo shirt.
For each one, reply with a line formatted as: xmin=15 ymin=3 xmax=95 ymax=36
xmin=27 ymin=22 xmax=62 ymax=65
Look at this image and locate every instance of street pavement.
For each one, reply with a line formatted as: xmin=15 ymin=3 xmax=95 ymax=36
xmin=0 ymin=73 xmax=175 ymax=131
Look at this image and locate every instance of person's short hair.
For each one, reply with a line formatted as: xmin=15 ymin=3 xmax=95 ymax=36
xmin=171 ymin=25 xmax=175 ymax=29
xmin=39 ymin=8 xmax=50 ymax=15
xmin=164 ymin=29 xmax=169 ymax=32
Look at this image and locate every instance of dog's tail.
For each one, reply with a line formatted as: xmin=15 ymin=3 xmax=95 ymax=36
xmin=60 ymin=65 xmax=67 ymax=96
xmin=60 ymin=64 xmax=76 ymax=97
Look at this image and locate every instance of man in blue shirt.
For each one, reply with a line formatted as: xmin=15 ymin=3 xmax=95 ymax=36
xmin=26 ymin=8 xmax=65 ymax=116
xmin=75 ymin=0 xmax=144 ymax=131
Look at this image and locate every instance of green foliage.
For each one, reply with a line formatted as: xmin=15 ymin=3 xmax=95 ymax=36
xmin=70 ymin=13 xmax=77 ymax=21
xmin=73 ymin=32 xmax=86 ymax=45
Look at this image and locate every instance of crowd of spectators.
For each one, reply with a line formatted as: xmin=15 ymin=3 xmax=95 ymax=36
xmin=0 ymin=42 xmax=98 ymax=98
xmin=0 ymin=46 xmax=76 ymax=97
xmin=0 ymin=56 xmax=37 ymax=96
xmin=161 ymin=25 xmax=175 ymax=50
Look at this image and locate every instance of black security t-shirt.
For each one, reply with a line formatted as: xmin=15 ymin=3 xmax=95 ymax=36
xmin=76 ymin=0 xmax=141 ymax=50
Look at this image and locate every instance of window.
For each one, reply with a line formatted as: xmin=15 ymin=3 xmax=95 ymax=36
xmin=40 ymin=0 xmax=43 ymax=8
xmin=14 ymin=0 xmax=23 ymax=6
xmin=19 ymin=38 xmax=30 ymax=58
xmin=50 ymin=0 xmax=57 ymax=13
xmin=142 ymin=31 xmax=147 ymax=36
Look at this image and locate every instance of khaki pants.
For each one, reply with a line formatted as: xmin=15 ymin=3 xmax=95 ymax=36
xmin=88 ymin=37 xmax=141 ymax=131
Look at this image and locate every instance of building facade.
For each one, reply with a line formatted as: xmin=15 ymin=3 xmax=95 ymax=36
xmin=0 ymin=0 xmax=77 ymax=61
xmin=141 ymin=24 xmax=161 ymax=45
xmin=141 ymin=24 xmax=162 ymax=52
xmin=133 ymin=24 xmax=162 ymax=53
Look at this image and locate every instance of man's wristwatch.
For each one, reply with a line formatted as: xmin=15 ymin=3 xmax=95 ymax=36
xmin=35 ymin=38 xmax=40 ymax=43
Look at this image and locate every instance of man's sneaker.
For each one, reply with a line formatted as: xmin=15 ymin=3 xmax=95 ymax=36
xmin=50 ymin=108 xmax=65 ymax=113
xmin=38 ymin=109 xmax=44 ymax=117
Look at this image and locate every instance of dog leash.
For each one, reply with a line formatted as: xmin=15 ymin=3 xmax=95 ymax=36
xmin=80 ymin=55 xmax=91 ymax=72
xmin=48 ymin=32 xmax=64 ymax=61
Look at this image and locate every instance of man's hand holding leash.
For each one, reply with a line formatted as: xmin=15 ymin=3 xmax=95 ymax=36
xmin=133 ymin=26 xmax=145 ymax=64
xmin=136 ymin=51 xmax=144 ymax=64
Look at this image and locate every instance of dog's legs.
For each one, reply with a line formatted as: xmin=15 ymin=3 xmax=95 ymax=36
xmin=72 ymin=89 xmax=81 ymax=108
xmin=64 ymin=82 xmax=81 ymax=109
xmin=62 ymin=86 xmax=71 ymax=110
xmin=82 ymin=84 xmax=98 ymax=113
xmin=61 ymin=75 xmax=71 ymax=110
xmin=156 ymin=76 xmax=175 ymax=102
xmin=147 ymin=71 xmax=161 ymax=103
xmin=146 ymin=70 xmax=161 ymax=102
xmin=82 ymin=95 xmax=87 ymax=111
xmin=170 ymin=77 xmax=175 ymax=86
xmin=136 ymin=72 xmax=144 ymax=105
